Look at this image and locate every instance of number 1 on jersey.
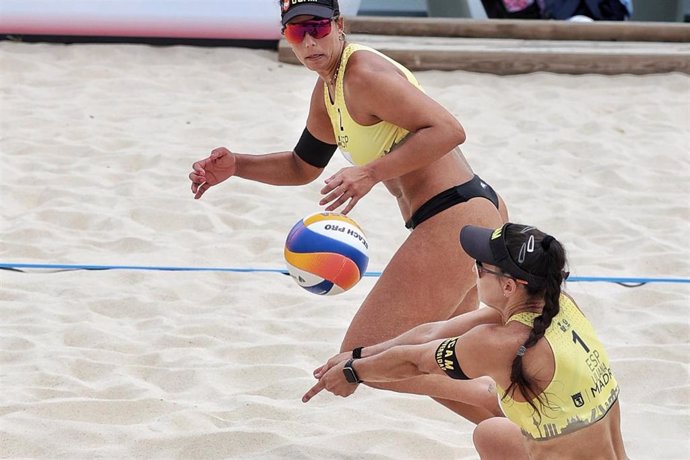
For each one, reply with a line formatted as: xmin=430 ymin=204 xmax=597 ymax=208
xmin=572 ymin=330 xmax=590 ymax=353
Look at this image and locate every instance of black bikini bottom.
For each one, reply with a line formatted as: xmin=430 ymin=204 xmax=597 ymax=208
xmin=405 ymin=175 xmax=499 ymax=230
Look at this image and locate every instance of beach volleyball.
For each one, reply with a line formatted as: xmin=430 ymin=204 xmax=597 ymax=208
xmin=284 ymin=212 xmax=369 ymax=295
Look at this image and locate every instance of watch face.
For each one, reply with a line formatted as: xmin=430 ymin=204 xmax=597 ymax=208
xmin=343 ymin=361 xmax=360 ymax=384
xmin=343 ymin=367 xmax=358 ymax=384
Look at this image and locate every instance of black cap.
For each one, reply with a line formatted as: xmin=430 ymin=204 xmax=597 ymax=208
xmin=460 ymin=223 xmax=548 ymax=289
xmin=280 ymin=0 xmax=340 ymax=26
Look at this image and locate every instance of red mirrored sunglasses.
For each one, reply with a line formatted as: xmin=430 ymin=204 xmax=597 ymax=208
xmin=283 ymin=19 xmax=333 ymax=44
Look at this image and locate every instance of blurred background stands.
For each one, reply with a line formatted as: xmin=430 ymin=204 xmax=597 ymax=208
xmin=358 ymin=0 xmax=689 ymax=22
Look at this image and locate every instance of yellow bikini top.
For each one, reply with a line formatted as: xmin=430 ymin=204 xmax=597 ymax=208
xmin=497 ymin=294 xmax=620 ymax=440
xmin=324 ymin=43 xmax=423 ymax=166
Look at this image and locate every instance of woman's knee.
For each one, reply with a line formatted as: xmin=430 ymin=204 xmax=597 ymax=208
xmin=473 ymin=418 xmax=499 ymax=451
xmin=473 ymin=417 xmax=527 ymax=459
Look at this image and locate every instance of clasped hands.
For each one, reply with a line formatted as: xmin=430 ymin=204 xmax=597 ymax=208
xmin=302 ymin=351 xmax=359 ymax=403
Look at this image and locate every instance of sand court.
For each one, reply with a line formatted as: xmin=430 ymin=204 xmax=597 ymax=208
xmin=1 ymin=41 xmax=689 ymax=458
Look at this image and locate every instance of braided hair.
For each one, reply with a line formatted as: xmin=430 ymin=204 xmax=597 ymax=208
xmin=501 ymin=227 xmax=568 ymax=420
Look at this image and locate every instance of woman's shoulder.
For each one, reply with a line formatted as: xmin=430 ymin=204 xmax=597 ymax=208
xmin=347 ymin=44 xmax=399 ymax=74
xmin=560 ymin=291 xmax=588 ymax=318
xmin=459 ymin=322 xmax=528 ymax=376
xmin=464 ymin=321 xmax=528 ymax=354
xmin=344 ymin=47 xmax=408 ymax=96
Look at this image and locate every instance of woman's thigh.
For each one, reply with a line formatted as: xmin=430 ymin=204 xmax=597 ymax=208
xmin=341 ymin=198 xmax=503 ymax=350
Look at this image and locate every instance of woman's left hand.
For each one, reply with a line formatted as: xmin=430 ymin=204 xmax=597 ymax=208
xmin=302 ymin=361 xmax=359 ymax=403
xmin=320 ymin=166 xmax=376 ymax=214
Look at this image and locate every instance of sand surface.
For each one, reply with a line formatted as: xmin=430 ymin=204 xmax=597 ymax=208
xmin=1 ymin=42 xmax=689 ymax=458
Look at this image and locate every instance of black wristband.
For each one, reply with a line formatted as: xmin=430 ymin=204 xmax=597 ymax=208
xmin=352 ymin=347 xmax=364 ymax=359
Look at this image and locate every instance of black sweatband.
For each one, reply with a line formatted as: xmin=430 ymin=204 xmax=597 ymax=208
xmin=435 ymin=337 xmax=470 ymax=380
xmin=352 ymin=347 xmax=364 ymax=359
xmin=294 ymin=128 xmax=337 ymax=168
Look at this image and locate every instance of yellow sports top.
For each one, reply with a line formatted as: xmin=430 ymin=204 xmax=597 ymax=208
xmin=324 ymin=43 xmax=423 ymax=166
xmin=498 ymin=294 xmax=620 ymax=441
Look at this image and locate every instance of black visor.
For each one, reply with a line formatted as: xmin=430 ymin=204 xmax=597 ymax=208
xmin=460 ymin=223 xmax=547 ymax=289
xmin=281 ymin=0 xmax=338 ymax=25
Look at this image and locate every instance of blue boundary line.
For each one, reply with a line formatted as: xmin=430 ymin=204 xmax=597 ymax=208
xmin=1 ymin=262 xmax=688 ymax=285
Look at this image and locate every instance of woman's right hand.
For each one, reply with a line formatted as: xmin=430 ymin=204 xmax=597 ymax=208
xmin=189 ymin=147 xmax=237 ymax=199
xmin=313 ymin=350 xmax=353 ymax=379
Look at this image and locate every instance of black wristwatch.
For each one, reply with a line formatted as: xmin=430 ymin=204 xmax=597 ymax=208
xmin=342 ymin=358 xmax=362 ymax=384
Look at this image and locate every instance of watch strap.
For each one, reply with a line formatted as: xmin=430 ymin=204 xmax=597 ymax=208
xmin=352 ymin=346 xmax=364 ymax=359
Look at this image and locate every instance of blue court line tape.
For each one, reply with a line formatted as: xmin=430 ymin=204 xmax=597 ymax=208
xmin=0 ymin=262 xmax=688 ymax=285
xmin=0 ymin=263 xmax=287 ymax=274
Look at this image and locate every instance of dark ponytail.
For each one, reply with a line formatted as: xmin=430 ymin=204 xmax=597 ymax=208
xmin=501 ymin=229 xmax=568 ymax=420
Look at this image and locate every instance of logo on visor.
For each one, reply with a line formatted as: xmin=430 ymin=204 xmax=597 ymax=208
xmin=491 ymin=227 xmax=502 ymax=240
xmin=283 ymin=0 xmax=321 ymax=13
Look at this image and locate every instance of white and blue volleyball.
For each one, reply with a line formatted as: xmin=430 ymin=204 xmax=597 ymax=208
xmin=284 ymin=212 xmax=369 ymax=295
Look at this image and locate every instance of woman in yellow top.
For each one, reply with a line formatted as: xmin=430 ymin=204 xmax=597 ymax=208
xmin=188 ymin=0 xmax=507 ymax=422
xmin=304 ymin=223 xmax=628 ymax=459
